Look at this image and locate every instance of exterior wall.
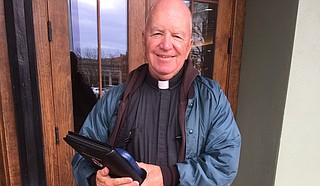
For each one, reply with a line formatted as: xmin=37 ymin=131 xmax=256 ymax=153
xmin=233 ymin=0 xmax=299 ymax=185
xmin=274 ymin=0 xmax=320 ymax=185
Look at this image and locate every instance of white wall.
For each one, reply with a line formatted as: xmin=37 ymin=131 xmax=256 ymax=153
xmin=275 ymin=0 xmax=320 ymax=185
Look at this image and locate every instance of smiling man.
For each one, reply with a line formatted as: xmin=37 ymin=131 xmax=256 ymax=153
xmin=143 ymin=0 xmax=192 ymax=81
xmin=72 ymin=0 xmax=241 ymax=185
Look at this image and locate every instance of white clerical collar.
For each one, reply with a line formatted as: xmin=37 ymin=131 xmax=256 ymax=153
xmin=158 ymin=80 xmax=169 ymax=89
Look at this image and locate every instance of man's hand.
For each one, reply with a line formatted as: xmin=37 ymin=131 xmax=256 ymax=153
xmin=96 ymin=167 xmax=140 ymax=186
xmin=138 ymin=163 xmax=163 ymax=186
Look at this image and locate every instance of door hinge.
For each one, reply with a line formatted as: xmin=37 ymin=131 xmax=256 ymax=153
xmin=47 ymin=20 xmax=52 ymax=42
xmin=228 ymin=37 xmax=233 ymax=54
xmin=55 ymin=127 xmax=59 ymax=144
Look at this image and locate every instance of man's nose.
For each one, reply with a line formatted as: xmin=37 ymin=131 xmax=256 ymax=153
xmin=160 ymin=34 xmax=173 ymax=50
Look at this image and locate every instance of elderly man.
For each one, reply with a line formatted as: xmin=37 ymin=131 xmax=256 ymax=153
xmin=72 ymin=0 xmax=241 ymax=185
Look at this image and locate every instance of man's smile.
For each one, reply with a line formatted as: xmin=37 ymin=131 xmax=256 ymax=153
xmin=156 ymin=54 xmax=176 ymax=58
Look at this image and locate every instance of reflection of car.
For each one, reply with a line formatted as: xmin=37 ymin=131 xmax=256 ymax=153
xmin=91 ymin=87 xmax=100 ymax=97
xmin=91 ymin=86 xmax=116 ymax=98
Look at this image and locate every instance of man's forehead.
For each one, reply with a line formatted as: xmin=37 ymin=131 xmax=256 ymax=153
xmin=151 ymin=0 xmax=189 ymax=12
xmin=145 ymin=0 xmax=192 ymax=35
xmin=149 ymin=25 xmax=187 ymax=34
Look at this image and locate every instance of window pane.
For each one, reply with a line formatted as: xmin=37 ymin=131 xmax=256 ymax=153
xmin=69 ymin=0 xmax=128 ymax=132
xmin=69 ymin=0 xmax=128 ymax=98
xmin=101 ymin=0 xmax=128 ymax=90
xmin=191 ymin=2 xmax=218 ymax=78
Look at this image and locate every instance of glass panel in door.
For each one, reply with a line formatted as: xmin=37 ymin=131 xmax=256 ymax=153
xmin=184 ymin=0 xmax=218 ymax=79
xmin=68 ymin=0 xmax=128 ymax=132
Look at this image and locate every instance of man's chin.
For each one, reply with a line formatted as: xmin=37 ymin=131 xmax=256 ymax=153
xmin=149 ymin=66 xmax=177 ymax=80
xmin=156 ymin=71 xmax=176 ymax=80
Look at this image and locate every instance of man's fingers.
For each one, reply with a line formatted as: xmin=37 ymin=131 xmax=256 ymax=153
xmin=96 ymin=168 xmax=139 ymax=186
xmin=97 ymin=167 xmax=109 ymax=177
xmin=112 ymin=177 xmax=136 ymax=185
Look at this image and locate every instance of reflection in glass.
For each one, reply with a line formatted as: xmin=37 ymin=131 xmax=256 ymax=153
xmin=69 ymin=0 xmax=128 ymax=98
xmin=191 ymin=2 xmax=218 ymax=79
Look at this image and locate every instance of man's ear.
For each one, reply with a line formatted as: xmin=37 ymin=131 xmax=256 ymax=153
xmin=186 ymin=38 xmax=193 ymax=60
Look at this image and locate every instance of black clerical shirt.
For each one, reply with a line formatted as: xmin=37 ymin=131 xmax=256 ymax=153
xmin=124 ymin=69 xmax=183 ymax=167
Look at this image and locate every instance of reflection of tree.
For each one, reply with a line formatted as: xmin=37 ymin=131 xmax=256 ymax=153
xmin=191 ymin=3 xmax=217 ymax=77
xmin=74 ymin=47 xmax=82 ymax=58
xmin=72 ymin=47 xmax=128 ymax=87
xmin=192 ymin=3 xmax=208 ymax=74
xmin=83 ymin=48 xmax=97 ymax=59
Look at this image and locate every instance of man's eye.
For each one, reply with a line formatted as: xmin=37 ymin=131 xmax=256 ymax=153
xmin=152 ymin=33 xmax=162 ymax=36
xmin=174 ymin=35 xmax=183 ymax=40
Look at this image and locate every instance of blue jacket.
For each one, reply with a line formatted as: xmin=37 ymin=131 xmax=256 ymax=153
xmin=72 ymin=65 xmax=241 ymax=186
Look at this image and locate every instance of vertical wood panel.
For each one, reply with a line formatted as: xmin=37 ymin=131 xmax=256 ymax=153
xmin=228 ymin=0 xmax=246 ymax=116
xmin=0 ymin=0 xmax=21 ymax=184
xmin=128 ymin=0 xmax=146 ymax=72
xmin=32 ymin=0 xmax=59 ymax=185
xmin=47 ymin=0 xmax=74 ymax=185
xmin=213 ymin=0 xmax=233 ymax=92
xmin=33 ymin=0 xmax=74 ymax=185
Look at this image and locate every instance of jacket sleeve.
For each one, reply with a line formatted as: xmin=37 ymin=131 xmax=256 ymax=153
xmin=71 ymin=86 xmax=123 ymax=186
xmin=177 ymin=82 xmax=241 ymax=186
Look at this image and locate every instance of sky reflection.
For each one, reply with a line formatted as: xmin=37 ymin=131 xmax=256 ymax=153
xmin=72 ymin=0 xmax=127 ymax=58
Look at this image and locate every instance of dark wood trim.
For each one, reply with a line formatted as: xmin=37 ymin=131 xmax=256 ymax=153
xmin=3 ymin=0 xmax=46 ymax=185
